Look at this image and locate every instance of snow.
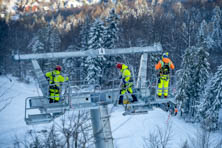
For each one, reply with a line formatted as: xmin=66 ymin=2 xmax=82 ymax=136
xmin=111 ymin=107 xmax=196 ymax=148
xmin=0 ymin=76 xmax=221 ymax=148
xmin=0 ymin=76 xmax=40 ymax=146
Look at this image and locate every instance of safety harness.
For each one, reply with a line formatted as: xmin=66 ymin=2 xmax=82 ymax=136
xmin=160 ymin=60 xmax=172 ymax=75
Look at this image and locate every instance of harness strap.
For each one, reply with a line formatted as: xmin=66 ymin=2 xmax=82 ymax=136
xmin=160 ymin=60 xmax=171 ymax=68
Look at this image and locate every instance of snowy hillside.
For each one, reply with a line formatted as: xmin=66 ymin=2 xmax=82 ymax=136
xmin=0 ymin=76 xmax=221 ymax=148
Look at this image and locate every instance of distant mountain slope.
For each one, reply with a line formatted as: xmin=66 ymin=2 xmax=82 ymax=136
xmin=0 ymin=0 xmax=103 ymax=16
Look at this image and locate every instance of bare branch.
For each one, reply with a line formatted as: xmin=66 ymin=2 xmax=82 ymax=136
xmin=143 ymin=122 xmax=173 ymax=148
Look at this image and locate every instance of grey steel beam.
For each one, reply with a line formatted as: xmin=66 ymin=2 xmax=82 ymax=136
xmin=31 ymin=60 xmax=48 ymax=96
xmin=14 ymin=43 xmax=162 ymax=60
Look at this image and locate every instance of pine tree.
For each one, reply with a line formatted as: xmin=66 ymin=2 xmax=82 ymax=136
xmin=197 ymin=20 xmax=214 ymax=49
xmin=28 ymin=36 xmax=44 ymax=53
xmin=37 ymin=25 xmax=51 ymax=52
xmin=200 ymin=65 xmax=222 ymax=131
xmin=88 ymin=19 xmax=105 ymax=50
xmin=192 ymin=46 xmax=210 ymax=120
xmin=102 ymin=9 xmax=120 ymax=82
xmin=79 ymin=16 xmax=91 ymax=82
xmin=35 ymin=25 xmax=61 ymax=72
xmin=176 ymin=46 xmax=210 ymax=120
xmin=80 ymin=16 xmax=91 ymax=51
xmin=37 ymin=25 xmax=61 ymax=52
xmin=49 ymin=27 xmax=61 ymax=52
xmin=104 ymin=9 xmax=119 ymax=50
xmin=209 ymin=6 xmax=222 ymax=50
xmin=176 ymin=45 xmax=210 ymax=120
xmin=84 ymin=18 xmax=106 ymax=85
xmin=176 ymin=47 xmax=195 ymax=118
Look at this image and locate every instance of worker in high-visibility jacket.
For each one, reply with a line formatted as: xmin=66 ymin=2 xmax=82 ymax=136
xmin=45 ymin=65 xmax=69 ymax=103
xmin=116 ymin=63 xmax=138 ymax=104
xmin=155 ymin=52 xmax=175 ymax=98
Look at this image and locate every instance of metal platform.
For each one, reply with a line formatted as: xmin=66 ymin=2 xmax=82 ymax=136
xmin=25 ymin=96 xmax=70 ymax=125
xmin=27 ymin=97 xmax=70 ymax=112
xmin=150 ymin=97 xmax=176 ymax=104
xmin=26 ymin=113 xmax=53 ymax=125
xmin=122 ymin=110 xmax=148 ymax=116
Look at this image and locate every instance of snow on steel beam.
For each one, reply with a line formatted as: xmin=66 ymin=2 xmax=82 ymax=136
xmin=31 ymin=60 xmax=48 ymax=96
xmin=14 ymin=43 xmax=162 ymax=60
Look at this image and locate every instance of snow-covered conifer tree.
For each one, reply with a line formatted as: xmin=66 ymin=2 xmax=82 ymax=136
xmin=102 ymin=9 xmax=120 ymax=81
xmin=209 ymin=6 xmax=222 ymax=50
xmin=88 ymin=19 xmax=105 ymax=50
xmin=37 ymin=25 xmax=61 ymax=52
xmin=28 ymin=36 xmax=44 ymax=53
xmin=84 ymin=18 xmax=106 ymax=85
xmin=192 ymin=46 xmax=210 ymax=120
xmin=196 ymin=20 xmax=214 ymax=49
xmin=104 ymin=9 xmax=119 ymax=50
xmin=176 ymin=47 xmax=195 ymax=118
xmin=200 ymin=65 xmax=222 ymax=130
xmin=176 ymin=45 xmax=210 ymax=120
xmin=79 ymin=16 xmax=91 ymax=82
xmin=80 ymin=16 xmax=91 ymax=51
xmin=49 ymin=27 xmax=61 ymax=52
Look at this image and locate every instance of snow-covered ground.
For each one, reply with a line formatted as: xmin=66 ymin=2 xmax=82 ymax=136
xmin=0 ymin=76 xmax=221 ymax=148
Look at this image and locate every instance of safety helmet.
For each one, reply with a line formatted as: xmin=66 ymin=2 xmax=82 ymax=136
xmin=162 ymin=52 xmax=168 ymax=59
xmin=116 ymin=63 xmax=122 ymax=69
xmin=55 ymin=65 xmax=62 ymax=71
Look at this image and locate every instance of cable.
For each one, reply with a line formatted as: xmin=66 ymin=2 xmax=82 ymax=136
xmin=112 ymin=116 xmax=133 ymax=133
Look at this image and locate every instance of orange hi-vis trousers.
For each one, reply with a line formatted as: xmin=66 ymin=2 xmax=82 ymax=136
xmin=157 ymin=75 xmax=169 ymax=97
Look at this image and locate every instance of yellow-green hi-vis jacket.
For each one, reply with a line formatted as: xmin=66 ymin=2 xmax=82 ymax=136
xmin=120 ymin=64 xmax=131 ymax=83
xmin=45 ymin=70 xmax=68 ymax=101
xmin=45 ymin=70 xmax=68 ymax=87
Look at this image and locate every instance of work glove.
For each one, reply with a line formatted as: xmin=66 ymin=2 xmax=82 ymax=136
xmin=122 ymin=79 xmax=127 ymax=85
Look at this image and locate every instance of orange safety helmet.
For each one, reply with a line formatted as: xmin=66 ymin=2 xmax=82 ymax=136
xmin=55 ymin=65 xmax=62 ymax=71
xmin=116 ymin=63 xmax=122 ymax=69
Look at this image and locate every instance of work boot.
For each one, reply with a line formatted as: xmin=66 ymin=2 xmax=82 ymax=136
xmin=118 ymin=96 xmax=123 ymax=105
xmin=131 ymin=94 xmax=138 ymax=103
